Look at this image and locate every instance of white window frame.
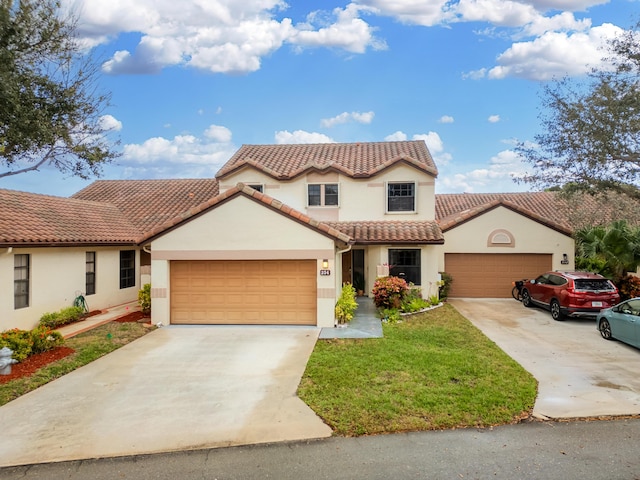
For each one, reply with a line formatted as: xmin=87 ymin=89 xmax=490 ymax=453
xmin=307 ymin=183 xmax=340 ymax=207
xmin=386 ymin=181 xmax=416 ymax=213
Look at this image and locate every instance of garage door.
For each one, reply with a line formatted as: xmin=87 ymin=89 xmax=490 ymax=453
xmin=445 ymin=253 xmax=552 ymax=298
xmin=170 ymin=260 xmax=317 ymax=325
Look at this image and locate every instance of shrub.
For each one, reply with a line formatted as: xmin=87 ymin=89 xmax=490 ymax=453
xmin=335 ymin=283 xmax=358 ymax=325
xmin=617 ymin=274 xmax=640 ymax=301
xmin=138 ymin=283 xmax=151 ymax=315
xmin=39 ymin=306 xmax=85 ymax=329
xmin=438 ymin=272 xmax=452 ymax=299
xmin=30 ymin=326 xmax=64 ymax=354
xmin=372 ymin=276 xmax=409 ymax=309
xmin=379 ymin=308 xmax=401 ymax=324
xmin=0 ymin=329 xmax=33 ymax=362
xmin=400 ymin=286 xmax=430 ymax=312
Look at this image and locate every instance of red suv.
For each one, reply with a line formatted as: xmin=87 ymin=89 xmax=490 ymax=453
xmin=521 ymin=271 xmax=620 ymax=321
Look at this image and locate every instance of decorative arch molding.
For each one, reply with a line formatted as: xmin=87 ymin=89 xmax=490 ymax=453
xmin=487 ymin=229 xmax=515 ymax=247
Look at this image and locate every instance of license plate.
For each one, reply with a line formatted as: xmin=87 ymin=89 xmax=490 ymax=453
xmin=592 ymin=301 xmax=603 ymax=307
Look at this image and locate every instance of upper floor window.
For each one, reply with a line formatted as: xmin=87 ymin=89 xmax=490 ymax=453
xmin=308 ymin=183 xmax=339 ymax=207
xmin=119 ymin=250 xmax=135 ymax=289
xmin=387 ymin=182 xmax=415 ymax=212
xmin=86 ymin=252 xmax=96 ymax=295
xmin=248 ymin=184 xmax=263 ymax=193
xmin=14 ymin=254 xmax=30 ymax=309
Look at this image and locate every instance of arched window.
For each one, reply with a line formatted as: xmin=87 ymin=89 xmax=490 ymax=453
xmin=487 ymin=229 xmax=515 ymax=247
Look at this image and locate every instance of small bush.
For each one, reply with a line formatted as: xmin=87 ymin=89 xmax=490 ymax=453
xmin=617 ymin=274 xmax=640 ymax=301
xmin=39 ymin=306 xmax=85 ymax=329
xmin=30 ymin=326 xmax=64 ymax=355
xmin=138 ymin=283 xmax=151 ymax=315
xmin=335 ymin=283 xmax=358 ymax=324
xmin=379 ymin=308 xmax=401 ymax=324
xmin=400 ymin=286 xmax=430 ymax=312
xmin=0 ymin=329 xmax=33 ymax=362
xmin=439 ymin=272 xmax=452 ymax=299
xmin=372 ymin=276 xmax=409 ymax=309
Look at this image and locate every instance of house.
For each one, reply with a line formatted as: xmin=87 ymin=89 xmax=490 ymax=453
xmin=1 ymin=140 xmax=578 ymax=331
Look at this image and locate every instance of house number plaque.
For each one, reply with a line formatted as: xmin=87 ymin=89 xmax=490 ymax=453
xmin=320 ymin=269 xmax=331 ymax=276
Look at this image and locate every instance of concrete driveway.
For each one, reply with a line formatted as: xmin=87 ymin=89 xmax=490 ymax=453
xmin=0 ymin=325 xmax=331 ymax=468
xmin=450 ymin=299 xmax=640 ymax=419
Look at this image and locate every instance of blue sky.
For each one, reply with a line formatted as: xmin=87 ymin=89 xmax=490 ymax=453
xmin=3 ymin=0 xmax=637 ymax=197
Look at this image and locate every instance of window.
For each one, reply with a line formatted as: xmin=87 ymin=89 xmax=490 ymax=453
xmin=248 ymin=184 xmax=263 ymax=193
xmin=308 ymin=184 xmax=339 ymax=206
xmin=119 ymin=250 xmax=135 ymax=289
xmin=387 ymin=182 xmax=415 ymax=212
xmin=86 ymin=252 xmax=96 ymax=295
xmin=14 ymin=254 xmax=29 ymax=309
xmin=388 ymin=249 xmax=421 ymax=285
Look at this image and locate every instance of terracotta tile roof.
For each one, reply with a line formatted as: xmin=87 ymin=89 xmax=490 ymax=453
xmin=72 ymin=179 xmax=219 ymax=237
xmin=435 ymin=192 xmax=576 ymax=235
xmin=141 ymin=183 xmax=353 ymax=245
xmin=216 ymin=141 xmax=438 ymax=180
xmin=0 ymin=189 xmax=139 ymax=245
xmin=326 ymin=221 xmax=444 ymax=244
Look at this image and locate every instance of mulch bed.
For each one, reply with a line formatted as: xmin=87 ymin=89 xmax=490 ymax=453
xmin=0 ymin=310 xmax=151 ymax=384
xmin=0 ymin=347 xmax=75 ymax=384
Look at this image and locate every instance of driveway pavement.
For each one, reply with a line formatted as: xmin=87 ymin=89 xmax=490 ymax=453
xmin=450 ymin=298 xmax=640 ymax=419
xmin=0 ymin=325 xmax=331 ymax=468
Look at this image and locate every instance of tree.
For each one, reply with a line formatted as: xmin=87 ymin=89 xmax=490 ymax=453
xmin=516 ymin=22 xmax=640 ymax=199
xmin=575 ymin=220 xmax=640 ymax=282
xmin=0 ymin=0 xmax=119 ymax=179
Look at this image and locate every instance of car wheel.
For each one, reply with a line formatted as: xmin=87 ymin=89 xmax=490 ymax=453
xmin=599 ymin=318 xmax=613 ymax=340
xmin=550 ymin=299 xmax=564 ymax=321
xmin=522 ymin=290 xmax=532 ymax=307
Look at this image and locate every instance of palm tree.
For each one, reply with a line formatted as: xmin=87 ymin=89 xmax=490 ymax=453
xmin=576 ymin=220 xmax=640 ymax=282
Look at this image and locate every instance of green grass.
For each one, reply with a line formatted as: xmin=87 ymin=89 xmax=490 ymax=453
xmin=298 ymin=304 xmax=537 ymax=436
xmin=0 ymin=322 xmax=154 ymax=406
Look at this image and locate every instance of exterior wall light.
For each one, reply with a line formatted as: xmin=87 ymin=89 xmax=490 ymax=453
xmin=322 ymin=259 xmax=329 ymax=269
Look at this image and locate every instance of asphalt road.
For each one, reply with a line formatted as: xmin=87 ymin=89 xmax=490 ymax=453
xmin=2 ymin=418 xmax=639 ymax=480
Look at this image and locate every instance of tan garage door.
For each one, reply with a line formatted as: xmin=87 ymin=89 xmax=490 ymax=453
xmin=445 ymin=253 xmax=552 ymax=298
xmin=170 ymin=260 xmax=317 ymax=325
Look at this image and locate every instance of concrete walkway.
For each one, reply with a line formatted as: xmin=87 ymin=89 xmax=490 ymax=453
xmin=320 ymin=297 xmax=383 ymax=339
xmin=57 ymin=301 xmax=143 ymax=338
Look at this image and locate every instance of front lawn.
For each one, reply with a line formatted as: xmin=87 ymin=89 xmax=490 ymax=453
xmin=298 ymin=304 xmax=537 ymax=436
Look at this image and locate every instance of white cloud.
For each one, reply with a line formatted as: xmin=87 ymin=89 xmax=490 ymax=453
xmin=488 ymin=115 xmax=501 ymax=123
xmin=486 ymin=23 xmax=623 ymax=80
xmin=384 ymin=131 xmax=407 ymax=141
xmin=292 ymin=4 xmax=386 ymax=53
xmin=98 ymin=115 xmax=123 ymax=131
xmin=204 ymin=125 xmax=232 ymax=143
xmin=455 ymin=0 xmax=539 ymax=27
xmin=437 ymin=149 xmax=528 ymax=193
xmin=67 ymin=0 xmax=383 ymax=75
xmin=121 ymin=125 xmax=236 ymax=177
xmin=321 ymin=111 xmax=375 ymax=128
xmin=274 ymin=130 xmax=335 ymax=144
xmin=386 ymin=131 xmax=452 ymax=166
xmin=357 ymin=0 xmax=453 ymax=27
xmin=438 ymin=115 xmax=454 ymax=123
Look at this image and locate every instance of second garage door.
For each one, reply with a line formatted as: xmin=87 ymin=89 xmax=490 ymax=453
xmin=445 ymin=253 xmax=552 ymax=298
xmin=170 ymin=260 xmax=317 ymax=325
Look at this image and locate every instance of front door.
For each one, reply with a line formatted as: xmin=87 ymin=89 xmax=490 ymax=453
xmin=342 ymin=250 xmax=365 ymax=294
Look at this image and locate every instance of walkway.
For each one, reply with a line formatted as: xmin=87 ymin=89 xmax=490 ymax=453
xmin=319 ymin=297 xmax=383 ymax=339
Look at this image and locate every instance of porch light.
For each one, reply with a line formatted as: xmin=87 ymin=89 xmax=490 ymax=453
xmin=561 ymin=253 xmax=569 ymax=265
xmin=322 ymin=259 xmax=329 ymax=269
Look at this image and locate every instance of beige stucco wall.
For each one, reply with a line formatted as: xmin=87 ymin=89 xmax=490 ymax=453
xmin=434 ymin=207 xmax=575 ymax=271
xmin=218 ymin=164 xmax=437 ymax=222
xmin=1 ymin=247 xmax=140 ymax=331
xmin=150 ymin=195 xmax=338 ymax=327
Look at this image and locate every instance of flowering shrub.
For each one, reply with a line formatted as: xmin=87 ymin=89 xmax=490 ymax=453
xmin=0 ymin=327 xmax=65 ymax=362
xmin=30 ymin=326 xmax=64 ymax=355
xmin=372 ymin=276 xmax=409 ymax=309
xmin=617 ymin=274 xmax=640 ymax=301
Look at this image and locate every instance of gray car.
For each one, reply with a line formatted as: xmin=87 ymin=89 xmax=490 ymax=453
xmin=597 ymin=298 xmax=640 ymax=349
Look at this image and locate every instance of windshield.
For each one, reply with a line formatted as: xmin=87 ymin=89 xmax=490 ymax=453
xmin=573 ymin=279 xmax=615 ymax=292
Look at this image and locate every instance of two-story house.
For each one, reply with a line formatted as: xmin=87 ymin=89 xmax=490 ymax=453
xmin=1 ymin=140 xmax=577 ymax=331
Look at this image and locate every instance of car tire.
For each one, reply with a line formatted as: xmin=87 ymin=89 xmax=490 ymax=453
xmin=550 ymin=299 xmax=564 ymax=321
xmin=522 ymin=290 xmax=532 ymax=308
xmin=599 ymin=318 xmax=613 ymax=340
